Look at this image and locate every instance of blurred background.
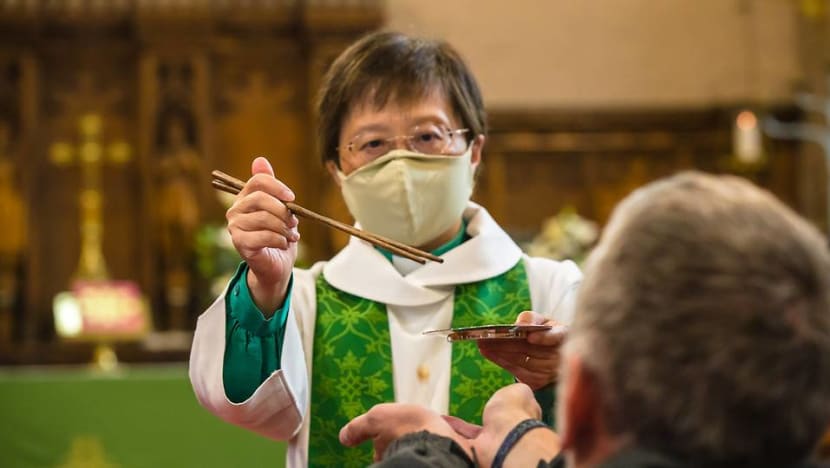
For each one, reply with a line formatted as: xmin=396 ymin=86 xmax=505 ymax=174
xmin=0 ymin=0 xmax=828 ymax=466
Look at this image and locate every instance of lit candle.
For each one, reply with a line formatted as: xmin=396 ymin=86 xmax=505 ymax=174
xmin=734 ymin=110 xmax=762 ymax=164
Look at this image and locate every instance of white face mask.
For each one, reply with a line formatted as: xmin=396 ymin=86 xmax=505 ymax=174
xmin=338 ymin=145 xmax=475 ymax=247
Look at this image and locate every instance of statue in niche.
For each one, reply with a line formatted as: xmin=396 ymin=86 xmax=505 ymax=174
xmin=0 ymin=120 xmax=26 ymax=344
xmin=155 ymin=109 xmax=204 ymax=330
xmin=158 ymin=62 xmax=193 ymax=116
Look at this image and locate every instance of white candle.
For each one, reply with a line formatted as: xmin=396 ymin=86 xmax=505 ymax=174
xmin=734 ymin=110 xmax=762 ymax=164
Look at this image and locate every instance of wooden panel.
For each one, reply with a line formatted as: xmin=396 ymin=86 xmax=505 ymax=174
xmin=0 ymin=54 xmax=27 ymax=347
xmin=479 ymin=108 xmax=806 ymax=241
xmin=0 ymin=1 xmax=383 ymax=356
xmin=32 ymin=44 xmax=144 ymax=341
xmin=212 ymin=41 xmax=306 ymax=195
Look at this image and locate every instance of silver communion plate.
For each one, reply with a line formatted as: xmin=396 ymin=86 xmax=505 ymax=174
xmin=422 ymin=324 xmax=552 ymax=342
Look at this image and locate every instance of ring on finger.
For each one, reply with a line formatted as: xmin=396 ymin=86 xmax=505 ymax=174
xmin=524 ymin=355 xmax=531 ymax=364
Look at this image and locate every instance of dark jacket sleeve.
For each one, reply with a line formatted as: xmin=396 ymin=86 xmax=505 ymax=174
xmin=371 ymin=431 xmax=564 ymax=468
xmin=371 ymin=431 xmax=475 ymax=468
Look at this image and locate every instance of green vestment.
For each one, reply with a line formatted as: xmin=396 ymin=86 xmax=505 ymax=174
xmin=307 ymin=260 xmax=531 ymax=467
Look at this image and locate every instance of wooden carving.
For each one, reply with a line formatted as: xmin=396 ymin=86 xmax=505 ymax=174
xmin=0 ymin=1 xmax=387 ymax=359
xmin=0 ymin=60 xmax=25 ymax=346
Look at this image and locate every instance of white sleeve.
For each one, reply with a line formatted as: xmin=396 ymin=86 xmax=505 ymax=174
xmin=188 ymin=268 xmax=318 ymax=441
xmin=523 ymin=255 xmax=583 ymax=325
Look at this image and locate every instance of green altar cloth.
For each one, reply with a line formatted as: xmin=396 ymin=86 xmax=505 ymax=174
xmin=0 ymin=365 xmax=286 ymax=468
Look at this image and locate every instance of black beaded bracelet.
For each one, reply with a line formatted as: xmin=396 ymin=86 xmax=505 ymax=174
xmin=491 ymin=419 xmax=550 ymax=468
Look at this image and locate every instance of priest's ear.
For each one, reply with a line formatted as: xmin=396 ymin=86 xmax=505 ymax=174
xmin=471 ymin=134 xmax=485 ymax=169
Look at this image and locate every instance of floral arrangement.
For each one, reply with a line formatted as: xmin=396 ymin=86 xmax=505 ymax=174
xmin=194 ymin=223 xmax=242 ymax=301
xmin=194 ymin=222 xmax=308 ymax=306
xmin=523 ymin=206 xmax=599 ymax=265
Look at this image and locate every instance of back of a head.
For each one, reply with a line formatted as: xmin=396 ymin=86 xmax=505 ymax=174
xmin=572 ymin=171 xmax=830 ymax=466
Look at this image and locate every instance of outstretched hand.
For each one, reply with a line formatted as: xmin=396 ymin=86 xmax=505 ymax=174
xmin=340 ymin=384 xmax=558 ymax=464
xmin=339 ymin=403 xmax=473 ymax=462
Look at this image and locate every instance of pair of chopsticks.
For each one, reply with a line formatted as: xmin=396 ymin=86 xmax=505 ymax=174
xmin=211 ymin=170 xmax=444 ymax=265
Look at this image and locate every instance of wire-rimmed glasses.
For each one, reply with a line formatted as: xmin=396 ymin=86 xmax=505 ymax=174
xmin=340 ymin=125 xmax=470 ymax=165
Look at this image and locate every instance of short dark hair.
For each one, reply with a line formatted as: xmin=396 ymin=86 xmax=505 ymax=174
xmin=571 ymin=171 xmax=830 ymax=466
xmin=315 ymin=31 xmax=486 ymax=166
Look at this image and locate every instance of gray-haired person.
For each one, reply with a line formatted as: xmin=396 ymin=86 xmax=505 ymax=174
xmin=341 ymin=171 xmax=830 ymax=468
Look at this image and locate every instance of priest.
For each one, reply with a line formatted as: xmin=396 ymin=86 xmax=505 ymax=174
xmin=189 ymin=31 xmax=582 ymax=468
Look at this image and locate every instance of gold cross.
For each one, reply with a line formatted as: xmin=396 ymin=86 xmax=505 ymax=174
xmin=50 ymin=113 xmax=131 ymax=281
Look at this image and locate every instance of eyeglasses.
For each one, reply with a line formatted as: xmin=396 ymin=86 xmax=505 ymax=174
xmin=340 ymin=125 xmax=470 ymax=164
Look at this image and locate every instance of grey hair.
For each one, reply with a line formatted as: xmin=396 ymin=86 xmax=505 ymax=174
xmin=570 ymin=171 xmax=830 ymax=466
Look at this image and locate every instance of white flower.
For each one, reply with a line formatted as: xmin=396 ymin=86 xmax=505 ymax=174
xmin=216 ymin=226 xmax=234 ymax=249
xmin=523 ymin=207 xmax=598 ymax=264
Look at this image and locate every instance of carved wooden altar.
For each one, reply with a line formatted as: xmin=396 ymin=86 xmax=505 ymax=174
xmin=0 ymin=0 xmax=383 ymax=357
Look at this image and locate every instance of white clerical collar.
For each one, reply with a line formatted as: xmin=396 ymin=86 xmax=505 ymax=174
xmin=322 ymin=202 xmax=523 ymax=307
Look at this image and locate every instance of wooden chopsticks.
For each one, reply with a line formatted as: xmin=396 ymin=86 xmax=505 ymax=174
xmin=211 ymin=170 xmax=444 ymax=265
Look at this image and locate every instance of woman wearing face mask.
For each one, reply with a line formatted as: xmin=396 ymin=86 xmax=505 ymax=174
xmin=189 ymin=31 xmax=582 ymax=468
